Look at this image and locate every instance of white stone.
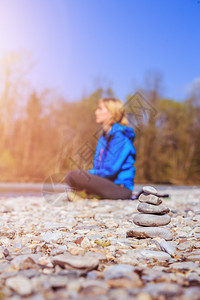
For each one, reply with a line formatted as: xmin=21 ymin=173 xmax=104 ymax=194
xmin=133 ymin=214 xmax=171 ymax=227
xmin=41 ymin=232 xmax=62 ymax=243
xmin=127 ymin=227 xmax=173 ymax=241
xmin=67 ymin=243 xmax=85 ymax=255
xmin=141 ymin=250 xmax=171 ymax=260
xmin=52 ymin=253 xmax=99 ymax=270
xmin=80 ymin=237 xmax=91 ymax=249
xmin=142 ymin=186 xmax=158 ymax=195
xmin=6 ymin=276 xmax=33 ymax=296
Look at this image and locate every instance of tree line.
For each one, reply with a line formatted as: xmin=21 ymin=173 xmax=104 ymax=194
xmin=0 ymin=53 xmax=199 ymax=185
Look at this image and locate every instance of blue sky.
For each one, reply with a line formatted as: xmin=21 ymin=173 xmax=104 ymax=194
xmin=0 ymin=0 xmax=199 ymax=102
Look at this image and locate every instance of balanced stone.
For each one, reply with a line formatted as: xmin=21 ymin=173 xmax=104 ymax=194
xmin=137 ymin=203 xmax=170 ymax=215
xmin=133 ymin=214 xmax=171 ymax=227
xmin=126 ymin=227 xmax=173 ymax=241
xmin=139 ymin=193 xmax=162 ymax=205
xmin=142 ymin=186 xmax=157 ymax=195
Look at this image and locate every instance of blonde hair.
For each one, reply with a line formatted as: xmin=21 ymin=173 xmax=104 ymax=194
xmin=99 ymin=98 xmax=129 ymax=126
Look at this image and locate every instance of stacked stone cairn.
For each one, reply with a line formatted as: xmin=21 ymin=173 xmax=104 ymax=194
xmin=127 ymin=186 xmax=173 ymax=241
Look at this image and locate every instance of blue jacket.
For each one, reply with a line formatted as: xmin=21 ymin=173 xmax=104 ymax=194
xmin=88 ymin=122 xmax=136 ymax=191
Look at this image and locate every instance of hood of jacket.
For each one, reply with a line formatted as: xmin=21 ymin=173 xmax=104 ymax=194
xmin=105 ymin=122 xmax=135 ymax=142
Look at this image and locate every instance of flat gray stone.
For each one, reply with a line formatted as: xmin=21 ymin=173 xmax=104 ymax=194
xmin=159 ymin=240 xmax=177 ymax=256
xmin=177 ymin=242 xmax=191 ymax=251
xmin=184 ymin=287 xmax=200 ymax=299
xmin=169 ymin=262 xmax=199 ymax=271
xmin=104 ymin=264 xmax=135 ymax=280
xmin=6 ymin=275 xmax=33 ymax=296
xmin=186 ymin=254 xmax=200 ymax=262
xmin=133 ymin=213 xmax=171 ymax=227
xmin=11 ymin=254 xmax=41 ymax=265
xmin=139 ymin=193 xmax=162 ymax=205
xmin=141 ymin=250 xmax=171 ymax=261
xmin=144 ymin=282 xmax=183 ymax=298
xmin=41 ymin=231 xmax=62 ymax=243
xmin=137 ymin=202 xmax=170 ymax=215
xmin=49 ymin=277 xmax=68 ymax=288
xmin=142 ymin=186 xmax=158 ymax=195
xmin=84 ymin=251 xmax=107 ymax=262
xmin=127 ymin=227 xmax=173 ymax=241
xmin=52 ymin=253 xmax=99 ymax=270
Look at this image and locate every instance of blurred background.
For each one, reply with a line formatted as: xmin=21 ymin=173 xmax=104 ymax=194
xmin=0 ymin=0 xmax=199 ymax=185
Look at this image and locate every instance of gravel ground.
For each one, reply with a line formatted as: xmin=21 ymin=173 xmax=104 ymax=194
xmin=0 ymin=187 xmax=200 ymax=299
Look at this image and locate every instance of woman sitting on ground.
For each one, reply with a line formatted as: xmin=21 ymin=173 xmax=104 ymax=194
xmin=66 ymin=97 xmax=136 ymax=200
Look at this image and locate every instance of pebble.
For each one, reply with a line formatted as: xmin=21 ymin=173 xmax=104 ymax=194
xmin=84 ymin=251 xmax=107 ymax=262
xmin=141 ymin=250 xmax=171 ymax=260
xmin=137 ymin=293 xmax=153 ymax=300
xmin=52 ymin=253 xmax=99 ymax=270
xmin=186 ymin=254 xmax=200 ymax=262
xmin=159 ymin=240 xmax=177 ymax=257
xmin=67 ymin=243 xmax=85 ymax=255
xmin=6 ymin=275 xmax=33 ymax=296
xmin=127 ymin=227 xmax=173 ymax=240
xmin=117 ymin=254 xmax=139 ymax=265
xmin=41 ymin=232 xmax=62 ymax=243
xmin=104 ymin=264 xmax=135 ymax=280
xmin=138 ymin=202 xmax=170 ymax=214
xmin=139 ymin=193 xmax=162 ymax=205
xmin=133 ymin=213 xmax=171 ymax=227
xmin=142 ymin=186 xmax=158 ymax=195
xmin=80 ymin=237 xmax=91 ymax=249
xmin=144 ymin=282 xmax=183 ymax=298
xmin=169 ymin=261 xmax=199 ymax=271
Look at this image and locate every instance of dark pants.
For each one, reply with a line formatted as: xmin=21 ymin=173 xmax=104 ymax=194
xmin=65 ymin=170 xmax=132 ymax=200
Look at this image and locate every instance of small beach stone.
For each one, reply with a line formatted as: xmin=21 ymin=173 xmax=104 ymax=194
xmin=141 ymin=250 xmax=171 ymax=261
xmin=49 ymin=276 xmax=68 ymax=288
xmin=3 ymin=248 xmax=10 ymax=257
xmin=6 ymin=275 xmax=33 ymax=296
xmin=81 ymin=280 xmax=109 ymax=296
xmin=117 ymin=254 xmax=139 ymax=265
xmin=137 ymin=293 xmax=153 ymax=300
xmin=133 ymin=214 xmax=171 ymax=227
xmin=80 ymin=237 xmax=91 ymax=249
xmin=186 ymin=254 xmax=200 ymax=262
xmin=137 ymin=202 xmax=170 ymax=215
xmin=104 ymin=264 xmax=135 ymax=280
xmin=139 ymin=193 xmax=162 ymax=205
xmin=142 ymin=186 xmax=158 ymax=195
xmin=84 ymin=251 xmax=107 ymax=262
xmin=67 ymin=243 xmax=85 ymax=255
xmin=127 ymin=227 xmax=173 ymax=241
xmin=106 ymin=276 xmax=142 ymax=289
xmin=52 ymin=253 xmax=99 ymax=270
xmin=144 ymin=282 xmax=183 ymax=298
xmin=159 ymin=240 xmax=177 ymax=257
xmin=41 ymin=232 xmax=62 ymax=243
xmin=169 ymin=262 xmax=199 ymax=271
